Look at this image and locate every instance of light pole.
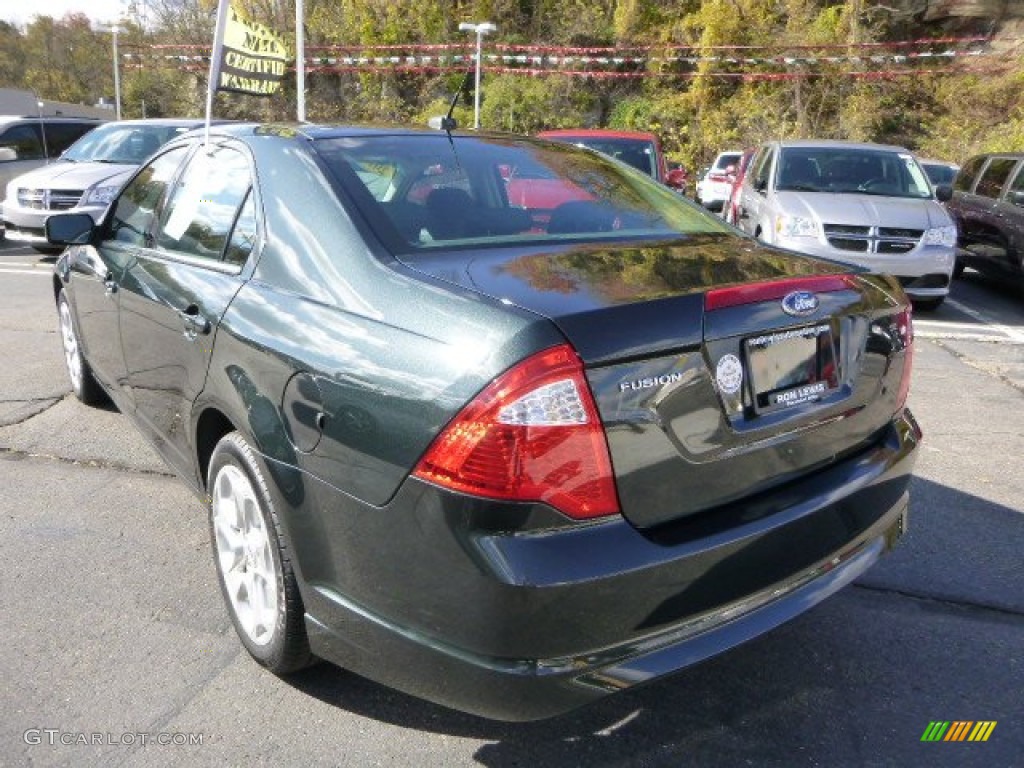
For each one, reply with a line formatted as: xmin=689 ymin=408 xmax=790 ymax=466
xmin=97 ymin=23 xmax=122 ymax=119
xmin=458 ymin=21 xmax=496 ymax=130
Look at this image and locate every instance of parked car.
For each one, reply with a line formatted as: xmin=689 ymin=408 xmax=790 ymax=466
xmin=2 ymin=118 xmax=209 ymax=251
xmin=695 ymin=149 xmax=743 ymax=212
xmin=537 ymin=128 xmax=687 ymax=191
xmin=47 ymin=123 xmax=919 ymax=722
xmin=0 ymin=115 xmax=103 ymax=238
xmin=945 ymin=152 xmax=1024 ymax=291
xmin=734 ymin=139 xmax=956 ymax=310
xmin=918 ymin=158 xmax=960 ymax=187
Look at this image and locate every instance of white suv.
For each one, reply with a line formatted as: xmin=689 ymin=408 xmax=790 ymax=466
xmin=734 ymin=139 xmax=956 ymax=310
xmin=2 ymin=118 xmax=207 ymax=251
xmin=695 ymin=149 xmax=743 ymax=212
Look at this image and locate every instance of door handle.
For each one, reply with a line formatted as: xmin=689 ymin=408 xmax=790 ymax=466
xmin=178 ymin=306 xmax=211 ymax=339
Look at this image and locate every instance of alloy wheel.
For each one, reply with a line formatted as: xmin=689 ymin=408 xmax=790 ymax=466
xmin=211 ymin=464 xmax=279 ymax=646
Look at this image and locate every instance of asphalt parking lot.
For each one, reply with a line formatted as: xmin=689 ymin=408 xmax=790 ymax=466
xmin=1 ymin=239 xmax=1021 ymax=767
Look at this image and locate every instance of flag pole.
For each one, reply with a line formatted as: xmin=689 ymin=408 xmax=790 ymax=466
xmin=205 ymin=0 xmax=231 ymax=147
xmin=296 ymin=0 xmax=305 ymax=122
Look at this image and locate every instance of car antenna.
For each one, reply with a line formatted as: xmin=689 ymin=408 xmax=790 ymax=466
xmin=428 ymin=67 xmax=473 ymax=166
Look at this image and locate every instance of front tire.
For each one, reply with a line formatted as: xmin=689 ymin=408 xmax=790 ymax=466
xmin=208 ymin=432 xmax=313 ymax=674
xmin=58 ymin=289 xmax=107 ymax=405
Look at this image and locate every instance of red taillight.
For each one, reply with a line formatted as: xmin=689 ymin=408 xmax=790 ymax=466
xmin=704 ymin=274 xmax=854 ymax=311
xmin=413 ymin=344 xmax=620 ymax=520
xmin=895 ymin=305 xmax=914 ymax=409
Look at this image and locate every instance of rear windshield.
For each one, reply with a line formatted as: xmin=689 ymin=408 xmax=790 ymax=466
xmin=63 ymin=123 xmax=195 ymax=164
xmin=314 ymin=134 xmax=729 ymax=254
xmin=776 ymin=147 xmax=932 ymax=199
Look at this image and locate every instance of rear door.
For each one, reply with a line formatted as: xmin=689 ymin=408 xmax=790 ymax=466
xmin=116 ymin=141 xmax=257 ymax=482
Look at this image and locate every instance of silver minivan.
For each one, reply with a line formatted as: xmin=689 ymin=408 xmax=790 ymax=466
xmin=734 ymin=139 xmax=956 ymax=310
xmin=2 ymin=118 xmax=208 ymax=251
xmin=0 ymin=116 xmax=102 ymax=228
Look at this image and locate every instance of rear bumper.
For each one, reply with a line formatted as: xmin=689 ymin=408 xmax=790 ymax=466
xmin=292 ymin=410 xmax=921 ymax=721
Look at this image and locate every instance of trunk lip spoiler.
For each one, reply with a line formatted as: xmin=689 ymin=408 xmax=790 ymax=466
xmin=704 ymin=273 xmax=856 ymax=311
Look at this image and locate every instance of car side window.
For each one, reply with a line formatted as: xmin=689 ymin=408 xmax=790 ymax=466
xmin=953 ymin=155 xmax=986 ymax=193
xmin=974 ymin=158 xmax=1017 ymax=200
xmin=0 ymin=124 xmax=44 ymax=160
xmin=223 ymin=190 xmax=258 ymax=266
xmin=752 ymin=147 xmax=774 ymax=190
xmin=1006 ymin=162 xmax=1024 ymax=207
xmin=156 ymin=145 xmax=253 ymax=264
xmin=109 ymin=145 xmax=190 ymax=246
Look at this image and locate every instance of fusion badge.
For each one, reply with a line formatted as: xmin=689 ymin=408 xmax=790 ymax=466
xmin=716 ymin=354 xmax=743 ymax=395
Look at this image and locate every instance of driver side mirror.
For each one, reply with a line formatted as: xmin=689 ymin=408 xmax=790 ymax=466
xmin=0 ymin=147 xmax=16 ymax=162
xmin=934 ymin=184 xmax=953 ymax=203
xmin=46 ymin=213 xmax=96 ymax=246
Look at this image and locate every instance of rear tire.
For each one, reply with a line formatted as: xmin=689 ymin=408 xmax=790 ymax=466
xmin=208 ymin=431 xmax=313 ymax=675
xmin=58 ymin=289 xmax=107 ymax=406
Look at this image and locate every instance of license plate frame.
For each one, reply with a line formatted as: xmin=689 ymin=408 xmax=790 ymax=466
xmin=745 ymin=322 xmax=838 ymax=411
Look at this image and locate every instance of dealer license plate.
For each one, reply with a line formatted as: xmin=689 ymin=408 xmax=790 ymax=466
xmin=746 ymin=322 xmax=838 ymax=410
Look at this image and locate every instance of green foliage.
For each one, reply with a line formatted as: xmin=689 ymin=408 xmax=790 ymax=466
xmin=3 ymin=1 xmax=1022 ymax=168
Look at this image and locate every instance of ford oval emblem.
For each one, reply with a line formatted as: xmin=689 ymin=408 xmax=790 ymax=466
xmin=781 ymin=290 xmax=819 ymax=316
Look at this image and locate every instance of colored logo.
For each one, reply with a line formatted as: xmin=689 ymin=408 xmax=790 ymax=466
xmin=781 ymin=290 xmax=819 ymax=316
xmin=921 ymin=721 xmax=997 ymax=742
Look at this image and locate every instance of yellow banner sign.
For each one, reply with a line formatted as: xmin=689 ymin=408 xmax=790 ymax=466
xmin=217 ymin=3 xmax=289 ymax=96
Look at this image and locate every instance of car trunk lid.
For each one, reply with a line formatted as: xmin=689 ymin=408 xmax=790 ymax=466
xmin=407 ymin=236 xmax=911 ymax=528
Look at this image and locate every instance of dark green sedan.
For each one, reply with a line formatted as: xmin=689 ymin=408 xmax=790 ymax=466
xmin=46 ymin=123 xmax=920 ymax=721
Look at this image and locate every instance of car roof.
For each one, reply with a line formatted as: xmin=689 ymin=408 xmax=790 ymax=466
xmin=93 ymin=118 xmax=216 ymax=128
xmin=0 ymin=115 xmax=105 ymax=125
xmin=537 ymin=129 xmax=658 ymax=141
xmin=768 ymin=139 xmax=912 ymax=153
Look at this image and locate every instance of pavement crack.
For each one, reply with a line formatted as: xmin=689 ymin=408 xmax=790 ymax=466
xmin=0 ymin=396 xmax=63 ymax=427
xmin=928 ymin=338 xmax=1024 ymax=397
xmin=0 ymin=447 xmax=176 ymax=478
xmin=853 ymin=582 xmax=1024 ymax=620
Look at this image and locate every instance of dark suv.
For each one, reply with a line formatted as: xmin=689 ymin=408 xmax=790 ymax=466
xmin=946 ymin=153 xmax=1024 ymax=293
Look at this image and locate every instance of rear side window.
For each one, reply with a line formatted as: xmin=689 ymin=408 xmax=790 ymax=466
xmin=157 ymin=145 xmax=253 ymax=264
xmin=0 ymin=124 xmax=44 ymax=161
xmin=974 ymin=158 xmax=1017 ymax=199
xmin=953 ymin=155 xmax=987 ymax=193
